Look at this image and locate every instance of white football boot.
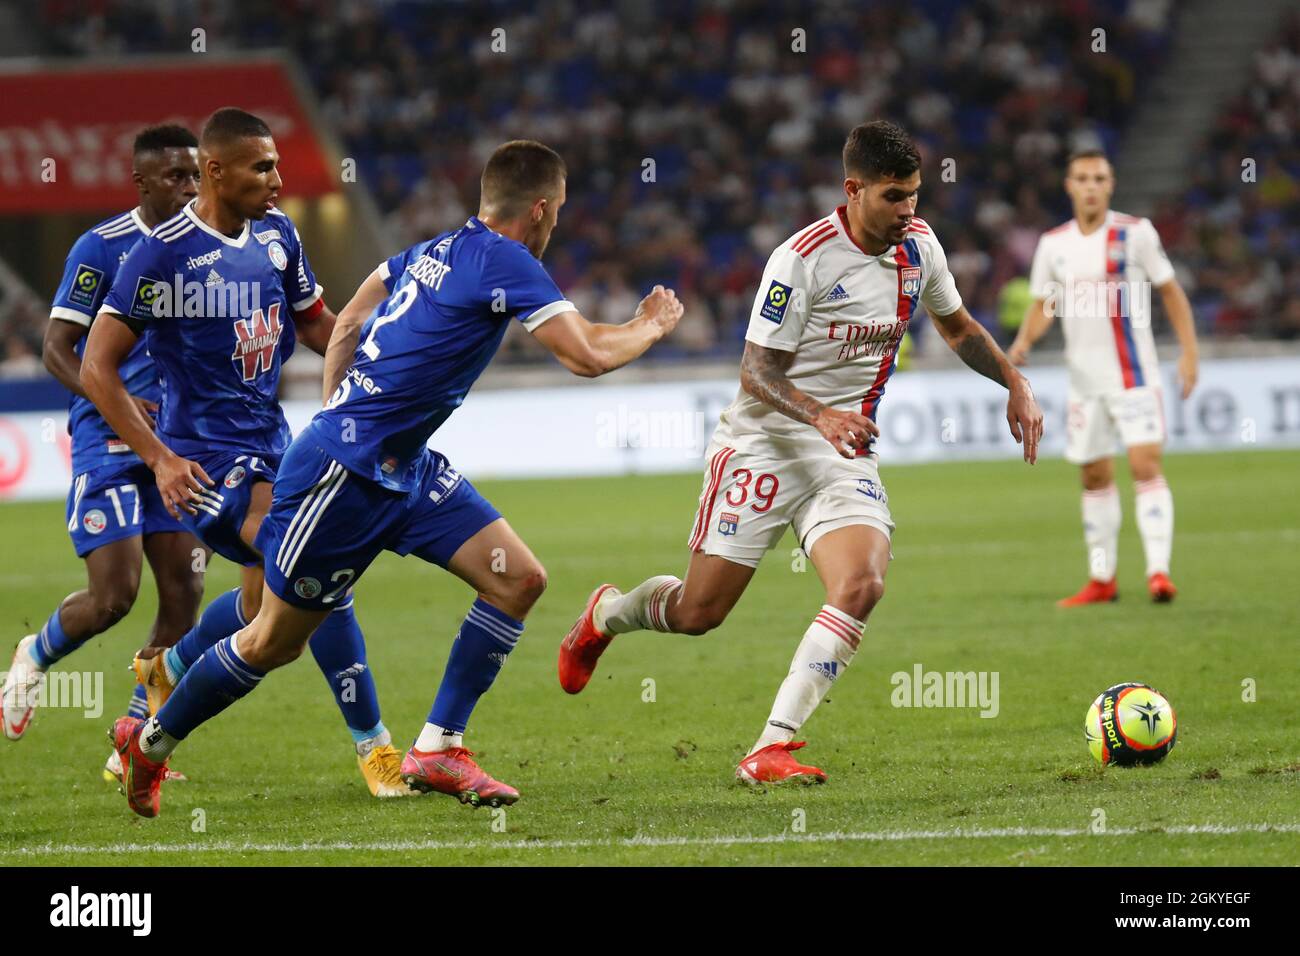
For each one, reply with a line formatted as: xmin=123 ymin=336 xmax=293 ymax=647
xmin=3 ymin=635 xmax=46 ymax=740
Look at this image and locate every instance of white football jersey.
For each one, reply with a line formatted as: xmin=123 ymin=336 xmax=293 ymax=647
xmin=1028 ymin=210 xmax=1175 ymax=396
xmin=712 ymin=206 xmax=962 ymax=461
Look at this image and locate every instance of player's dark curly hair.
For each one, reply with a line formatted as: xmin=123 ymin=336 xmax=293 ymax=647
xmin=132 ymin=124 xmax=198 ymax=156
xmin=843 ymin=120 xmax=921 ymax=182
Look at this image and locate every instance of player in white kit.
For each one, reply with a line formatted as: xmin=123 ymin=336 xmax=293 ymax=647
xmin=1009 ymin=151 xmax=1198 ymax=606
xmin=558 ymin=122 xmax=1044 ymax=784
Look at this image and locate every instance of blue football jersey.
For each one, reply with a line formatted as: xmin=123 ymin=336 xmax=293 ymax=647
xmin=50 ymin=209 xmax=159 ymax=475
xmin=314 ymin=216 xmax=573 ymax=492
xmin=101 ymin=201 xmax=323 ymax=460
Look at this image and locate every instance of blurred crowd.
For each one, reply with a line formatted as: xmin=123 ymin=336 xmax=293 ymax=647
xmin=1149 ymin=11 xmax=1300 ymax=340
xmin=9 ymin=0 xmax=1293 ymax=375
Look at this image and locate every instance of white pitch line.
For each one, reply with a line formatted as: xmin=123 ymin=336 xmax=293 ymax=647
xmin=5 ymin=823 xmax=1298 ymax=857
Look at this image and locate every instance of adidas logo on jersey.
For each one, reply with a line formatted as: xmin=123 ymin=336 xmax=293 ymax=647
xmin=826 ymin=283 xmax=850 ymax=302
xmin=204 ymin=269 xmax=224 ymax=287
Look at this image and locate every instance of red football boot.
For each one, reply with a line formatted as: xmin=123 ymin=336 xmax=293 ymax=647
xmin=1148 ymin=572 xmax=1177 ymax=603
xmin=400 ymin=746 xmax=519 ymax=807
xmin=1056 ymin=578 xmax=1118 ymax=607
xmin=557 ymin=583 xmax=618 ymax=694
xmin=736 ymin=741 xmax=827 ymax=785
xmin=108 ymin=716 xmax=171 ymax=818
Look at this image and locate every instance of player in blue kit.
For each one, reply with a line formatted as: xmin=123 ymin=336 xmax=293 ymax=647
xmin=3 ymin=126 xmax=205 ymax=786
xmin=105 ymin=139 xmax=683 ymax=815
xmin=82 ymin=109 xmax=408 ymax=806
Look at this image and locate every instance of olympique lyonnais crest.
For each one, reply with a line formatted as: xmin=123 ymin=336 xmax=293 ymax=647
xmin=232 ymin=302 xmax=283 ymax=381
xmin=718 ymin=511 xmax=739 ymax=536
xmin=900 ymin=266 xmax=921 ymax=297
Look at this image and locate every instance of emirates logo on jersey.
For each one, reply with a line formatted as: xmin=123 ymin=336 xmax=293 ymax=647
xmin=232 ymin=302 xmax=283 ymax=381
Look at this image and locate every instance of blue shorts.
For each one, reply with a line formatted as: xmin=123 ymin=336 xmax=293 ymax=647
xmin=258 ymin=429 xmax=500 ymax=610
xmin=179 ymin=451 xmax=279 ymax=566
xmin=66 ymin=461 xmax=184 ymax=557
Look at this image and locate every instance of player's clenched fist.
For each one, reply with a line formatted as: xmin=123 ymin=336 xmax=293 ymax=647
xmin=153 ymin=452 xmax=213 ymax=519
xmin=636 ymin=284 xmax=684 ymax=337
xmin=813 ymin=407 xmax=879 ymax=459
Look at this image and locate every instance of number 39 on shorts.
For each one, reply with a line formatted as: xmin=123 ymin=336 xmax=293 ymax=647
xmin=725 ymin=469 xmax=779 ymax=512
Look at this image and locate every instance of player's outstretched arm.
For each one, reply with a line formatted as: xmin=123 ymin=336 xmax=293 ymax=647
xmin=82 ymin=313 xmax=211 ymax=517
xmin=531 ymin=284 xmax=683 ymax=378
xmin=1008 ymin=297 xmax=1054 ymax=366
xmin=739 ymin=341 xmax=878 ymax=459
xmin=932 ymin=304 xmax=1044 ymax=464
xmin=323 ymin=268 xmax=388 ymax=402
xmin=1157 ymin=279 xmax=1198 ymax=399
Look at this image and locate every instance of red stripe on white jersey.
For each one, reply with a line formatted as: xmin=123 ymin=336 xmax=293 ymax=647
xmin=800 ymin=230 xmax=836 ymax=257
xmin=792 ymin=221 xmax=835 ymax=253
xmin=790 ymin=220 xmax=830 ymax=249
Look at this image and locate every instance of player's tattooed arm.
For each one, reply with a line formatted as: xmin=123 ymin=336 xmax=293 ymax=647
xmin=932 ymin=305 xmax=1044 ymax=463
xmin=740 ymin=342 xmax=877 ymax=459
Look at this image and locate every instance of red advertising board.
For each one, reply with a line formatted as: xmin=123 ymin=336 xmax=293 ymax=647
xmin=0 ymin=59 xmax=336 ymax=213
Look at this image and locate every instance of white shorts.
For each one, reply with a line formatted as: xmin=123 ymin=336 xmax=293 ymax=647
xmin=686 ymin=442 xmax=895 ymax=568
xmin=1066 ymin=386 xmax=1166 ymax=465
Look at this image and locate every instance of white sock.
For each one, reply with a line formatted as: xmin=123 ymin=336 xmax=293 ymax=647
xmin=415 ymin=722 xmax=463 ymax=752
xmin=138 ymin=716 xmax=179 ymax=761
xmin=751 ymin=605 xmax=863 ymax=755
xmin=1134 ymin=477 xmax=1174 ymax=576
xmin=594 ymin=575 xmax=682 ymax=635
xmin=1081 ymin=484 xmax=1121 ymax=582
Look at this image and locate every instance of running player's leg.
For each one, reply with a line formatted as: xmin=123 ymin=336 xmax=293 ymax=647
xmin=140 ymin=532 xmax=205 ymax=653
xmin=115 ymin=584 xmax=329 ymax=816
xmin=5 ymin=477 xmax=146 ymax=740
xmin=419 ymin=516 xmax=544 ymax=751
xmin=745 ymin=524 xmax=888 ymax=762
xmin=390 ymin=462 xmax=534 ymax=805
xmin=1060 ymin=391 xmax=1122 ymax=606
xmin=559 ymin=444 xmax=783 ymax=693
xmin=1128 ymin=441 xmax=1175 ymax=600
xmin=736 ymin=454 xmax=893 ymax=784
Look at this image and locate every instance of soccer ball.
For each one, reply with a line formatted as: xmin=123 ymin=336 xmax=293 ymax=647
xmin=1084 ymin=682 xmax=1177 ymax=766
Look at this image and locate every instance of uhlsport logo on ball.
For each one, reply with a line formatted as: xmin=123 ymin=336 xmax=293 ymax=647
xmin=1084 ymin=682 xmax=1177 ymax=766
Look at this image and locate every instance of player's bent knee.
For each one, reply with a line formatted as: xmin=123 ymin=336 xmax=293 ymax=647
xmin=829 ymin=572 xmax=885 ymax=620
xmin=673 ymin=602 xmax=727 ymax=636
xmin=238 ymin=624 xmax=307 ymax=671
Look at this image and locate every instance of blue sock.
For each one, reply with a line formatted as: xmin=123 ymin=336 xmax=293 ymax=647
xmin=307 ymin=599 xmax=384 ymax=740
xmin=166 ymin=588 xmax=245 ymax=680
xmin=126 ymin=683 xmax=148 ymax=719
xmin=155 ymin=634 xmax=264 ymax=740
xmin=428 ymin=598 xmax=523 ymax=734
xmin=31 ymin=609 xmax=80 ymax=668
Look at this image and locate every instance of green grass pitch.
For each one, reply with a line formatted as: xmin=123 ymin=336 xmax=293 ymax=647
xmin=1 ymin=449 xmax=1296 ymax=866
